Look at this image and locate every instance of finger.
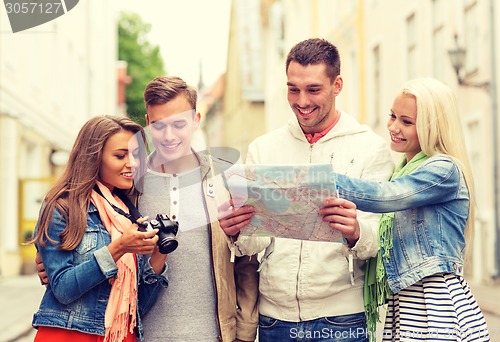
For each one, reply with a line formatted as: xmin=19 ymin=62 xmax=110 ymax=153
xmin=329 ymin=221 xmax=360 ymax=241
xmin=324 ymin=210 xmax=356 ymax=224
xmin=35 ymin=262 xmax=45 ymax=272
xmin=323 ymin=197 xmax=356 ymax=209
xmin=222 ymin=218 xmax=253 ymax=236
xmin=142 ymin=228 xmax=159 ymax=239
xmin=219 ymin=210 xmax=254 ymax=229
xmin=217 ymin=205 xmax=236 ymax=220
xmin=322 ymin=205 xmax=357 ymax=218
xmin=136 ymin=216 xmax=149 ymax=224
xmin=329 ymin=222 xmax=348 ymax=234
xmin=148 ymin=234 xmax=159 ymax=244
xmin=218 ymin=205 xmax=254 ymax=221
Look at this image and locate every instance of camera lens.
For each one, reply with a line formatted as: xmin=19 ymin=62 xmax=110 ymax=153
xmin=157 ymin=238 xmax=178 ymax=254
xmin=152 ymin=213 xmax=179 ymax=254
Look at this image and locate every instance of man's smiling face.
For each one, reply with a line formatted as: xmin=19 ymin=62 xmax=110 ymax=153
xmin=145 ymin=94 xmax=200 ymax=166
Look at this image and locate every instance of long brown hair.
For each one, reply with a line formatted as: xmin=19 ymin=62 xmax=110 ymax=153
xmin=30 ymin=115 xmax=146 ymax=250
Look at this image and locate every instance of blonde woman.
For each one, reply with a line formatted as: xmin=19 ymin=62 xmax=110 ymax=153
xmin=31 ymin=116 xmax=168 ymax=342
xmin=321 ymin=78 xmax=489 ymax=341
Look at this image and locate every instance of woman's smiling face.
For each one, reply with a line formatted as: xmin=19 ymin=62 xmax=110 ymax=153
xmin=387 ymin=93 xmax=421 ymax=162
xmin=98 ymin=130 xmax=139 ymax=191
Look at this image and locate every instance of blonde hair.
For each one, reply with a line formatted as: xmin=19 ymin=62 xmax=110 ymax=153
xmin=399 ymin=78 xmax=475 ymax=256
xmin=31 ymin=116 xmax=147 ymax=250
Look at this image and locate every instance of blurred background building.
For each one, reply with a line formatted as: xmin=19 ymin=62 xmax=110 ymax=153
xmin=204 ymin=0 xmax=500 ymax=285
xmin=0 ymin=0 xmax=118 ymax=275
xmin=1 ymin=0 xmax=499 ymax=288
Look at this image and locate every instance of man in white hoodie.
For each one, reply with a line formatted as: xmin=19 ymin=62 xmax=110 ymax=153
xmin=219 ymin=38 xmax=394 ymax=341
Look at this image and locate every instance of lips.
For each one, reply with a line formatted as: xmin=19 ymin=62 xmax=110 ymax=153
xmin=121 ymin=172 xmax=134 ymax=179
xmin=162 ymin=142 xmax=181 ymax=151
xmin=297 ymin=106 xmax=316 ymax=118
xmin=390 ymin=134 xmax=406 ymax=143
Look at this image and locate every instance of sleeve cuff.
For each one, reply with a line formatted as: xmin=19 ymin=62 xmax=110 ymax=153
xmin=94 ymin=246 xmax=118 ymax=278
xmin=144 ymin=257 xmax=169 ymax=286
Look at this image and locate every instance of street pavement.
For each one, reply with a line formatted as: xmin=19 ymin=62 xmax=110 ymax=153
xmin=0 ymin=274 xmax=499 ymax=341
xmin=0 ymin=274 xmax=44 ymax=342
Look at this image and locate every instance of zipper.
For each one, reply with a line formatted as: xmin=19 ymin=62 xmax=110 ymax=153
xmin=348 ymin=252 xmax=355 ymax=285
xmin=295 ymin=240 xmax=303 ymax=319
xmin=329 ymin=153 xmax=355 ymax=176
xmin=345 ymin=158 xmax=354 ymax=175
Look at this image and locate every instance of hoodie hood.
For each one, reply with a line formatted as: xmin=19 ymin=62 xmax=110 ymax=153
xmin=287 ymin=110 xmax=371 ymax=143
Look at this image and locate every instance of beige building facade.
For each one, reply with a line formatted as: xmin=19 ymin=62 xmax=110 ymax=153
xmin=217 ymin=0 xmax=500 ymax=284
xmin=0 ymin=1 xmax=118 ymax=276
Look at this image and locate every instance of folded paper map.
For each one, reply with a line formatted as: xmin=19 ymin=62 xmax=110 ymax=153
xmin=224 ymin=164 xmax=343 ymax=242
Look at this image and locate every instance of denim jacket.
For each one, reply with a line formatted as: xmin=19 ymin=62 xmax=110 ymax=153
xmin=335 ymin=154 xmax=469 ymax=292
xmin=32 ymin=203 xmax=168 ymax=340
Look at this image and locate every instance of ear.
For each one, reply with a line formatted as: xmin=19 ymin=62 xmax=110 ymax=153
xmin=145 ymin=113 xmax=150 ymax=126
xmin=333 ymin=75 xmax=343 ymax=96
xmin=194 ymin=112 xmax=201 ymax=127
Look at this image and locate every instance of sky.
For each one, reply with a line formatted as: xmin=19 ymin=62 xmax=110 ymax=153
xmin=114 ymin=0 xmax=232 ymax=89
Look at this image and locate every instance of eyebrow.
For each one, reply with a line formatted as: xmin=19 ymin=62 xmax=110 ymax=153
xmin=392 ymin=113 xmax=416 ymax=120
xmin=151 ymin=120 xmax=185 ymax=126
xmin=286 ymin=82 xmax=322 ymax=88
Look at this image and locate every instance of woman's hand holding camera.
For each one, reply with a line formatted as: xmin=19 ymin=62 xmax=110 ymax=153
xmin=107 ymin=221 xmax=159 ymax=262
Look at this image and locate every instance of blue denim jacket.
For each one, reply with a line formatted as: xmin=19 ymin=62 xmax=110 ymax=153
xmin=32 ymin=203 xmax=168 ymax=340
xmin=335 ymin=154 xmax=469 ymax=292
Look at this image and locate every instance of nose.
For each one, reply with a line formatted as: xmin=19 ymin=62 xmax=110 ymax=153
xmin=127 ymin=153 xmax=138 ymax=168
xmin=388 ymin=121 xmax=400 ymax=134
xmin=296 ymin=91 xmax=310 ymax=108
xmin=162 ymin=125 xmax=175 ymax=141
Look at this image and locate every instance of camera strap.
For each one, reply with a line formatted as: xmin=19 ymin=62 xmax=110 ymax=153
xmin=93 ymin=185 xmax=143 ymax=225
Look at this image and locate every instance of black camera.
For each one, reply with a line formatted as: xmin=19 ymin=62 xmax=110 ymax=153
xmin=138 ymin=213 xmax=179 ymax=254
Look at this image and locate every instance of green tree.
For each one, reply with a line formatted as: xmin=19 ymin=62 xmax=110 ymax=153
xmin=118 ymin=12 xmax=165 ymax=126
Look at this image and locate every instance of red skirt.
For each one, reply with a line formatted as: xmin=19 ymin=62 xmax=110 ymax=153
xmin=34 ymin=325 xmax=137 ymax=342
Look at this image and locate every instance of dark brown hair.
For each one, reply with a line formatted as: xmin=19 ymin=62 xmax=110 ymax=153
xmin=144 ymin=76 xmax=197 ymax=110
xmin=286 ymin=38 xmax=341 ymax=81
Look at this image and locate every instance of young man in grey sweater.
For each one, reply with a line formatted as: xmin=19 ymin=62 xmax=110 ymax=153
xmin=137 ymin=76 xmax=258 ymax=342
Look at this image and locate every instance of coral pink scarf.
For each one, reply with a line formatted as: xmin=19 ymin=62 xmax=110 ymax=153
xmin=90 ymin=181 xmax=137 ymax=342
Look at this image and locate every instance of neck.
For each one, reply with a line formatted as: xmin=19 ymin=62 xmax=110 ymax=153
xmin=302 ymin=109 xmax=340 ymax=135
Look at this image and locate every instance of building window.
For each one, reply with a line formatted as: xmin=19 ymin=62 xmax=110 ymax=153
xmin=432 ymin=0 xmax=445 ymax=81
xmin=406 ymin=13 xmax=417 ymax=79
xmin=372 ymin=44 xmax=381 ymax=127
xmin=464 ymin=1 xmax=479 ymax=75
xmin=269 ymin=1 xmax=285 ymax=58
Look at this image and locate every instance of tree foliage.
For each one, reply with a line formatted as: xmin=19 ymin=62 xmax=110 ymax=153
xmin=118 ymin=12 xmax=165 ymax=126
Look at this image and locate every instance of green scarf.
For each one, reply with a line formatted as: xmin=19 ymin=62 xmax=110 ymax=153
xmin=364 ymin=151 xmax=429 ymax=340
